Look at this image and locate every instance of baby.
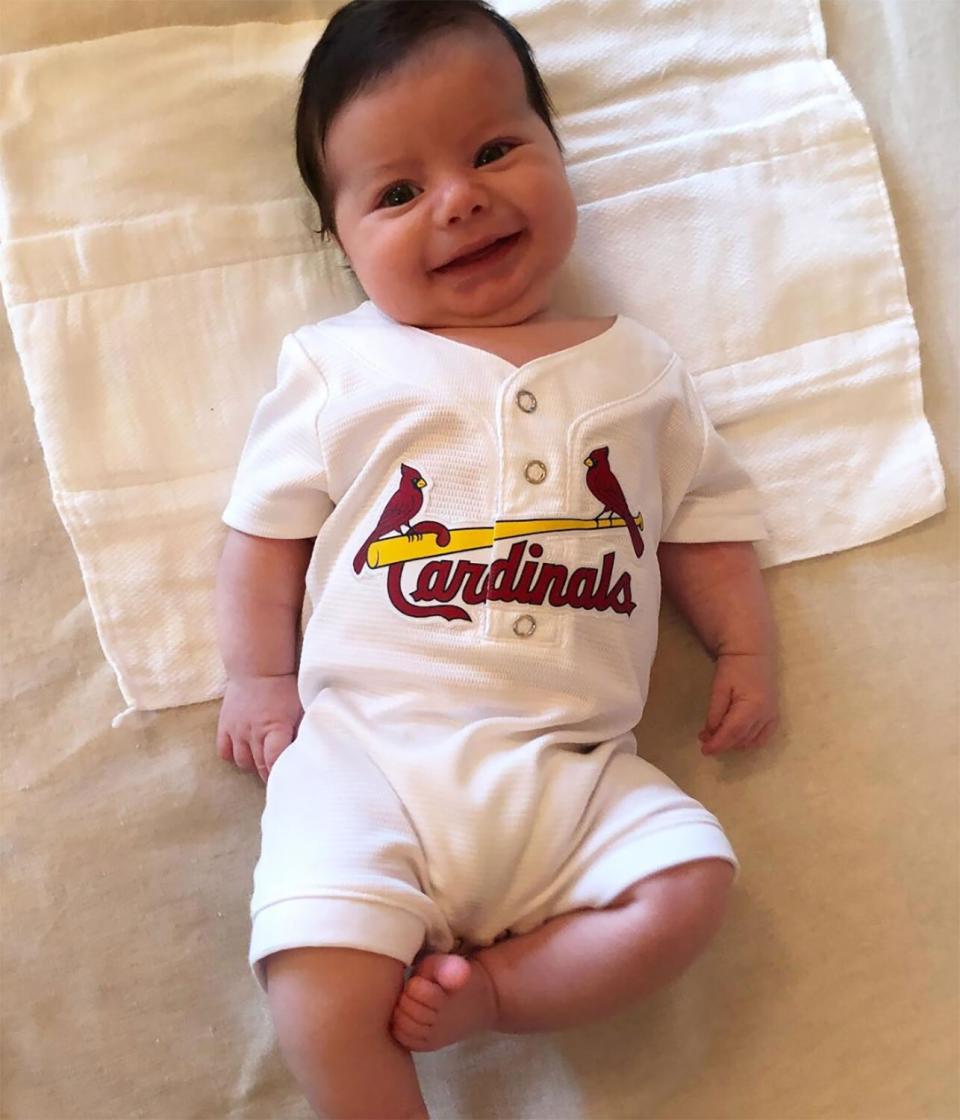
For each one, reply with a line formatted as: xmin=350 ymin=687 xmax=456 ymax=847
xmin=216 ymin=1 xmax=779 ymax=1116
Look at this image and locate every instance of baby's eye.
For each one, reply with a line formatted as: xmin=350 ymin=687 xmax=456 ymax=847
xmin=475 ymin=141 xmax=514 ymax=167
xmin=377 ymin=182 xmax=420 ymax=209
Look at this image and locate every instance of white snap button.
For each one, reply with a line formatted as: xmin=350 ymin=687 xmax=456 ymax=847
xmin=512 ymin=614 xmax=536 ymax=637
xmin=516 ymin=389 xmax=537 ymax=413
xmin=524 ymin=460 xmax=547 ymax=484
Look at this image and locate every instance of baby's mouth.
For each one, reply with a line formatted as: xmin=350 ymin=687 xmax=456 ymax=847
xmin=432 ymin=232 xmax=523 ymax=274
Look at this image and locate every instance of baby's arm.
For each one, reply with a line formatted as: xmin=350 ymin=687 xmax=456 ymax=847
xmin=658 ymin=540 xmax=779 ymax=755
xmin=215 ymin=529 xmax=315 ymax=781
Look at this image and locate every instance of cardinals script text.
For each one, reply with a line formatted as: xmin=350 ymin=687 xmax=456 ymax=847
xmin=386 ymin=539 xmax=636 ymax=622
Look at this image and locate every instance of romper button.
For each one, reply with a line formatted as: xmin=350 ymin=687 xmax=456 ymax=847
xmin=513 ymin=614 xmax=536 ymax=637
xmin=524 ymin=460 xmax=547 ymax=484
xmin=516 ymin=389 xmax=537 ymax=413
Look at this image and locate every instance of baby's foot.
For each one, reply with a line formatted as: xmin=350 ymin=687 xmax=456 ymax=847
xmin=390 ymin=952 xmax=498 ymax=1052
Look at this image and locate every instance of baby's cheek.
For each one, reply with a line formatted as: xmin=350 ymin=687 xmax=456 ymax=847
xmin=530 ymin=173 xmax=577 ymax=259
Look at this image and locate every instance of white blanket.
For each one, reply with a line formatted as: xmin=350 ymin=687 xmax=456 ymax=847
xmin=0 ymin=0 xmax=944 ymax=718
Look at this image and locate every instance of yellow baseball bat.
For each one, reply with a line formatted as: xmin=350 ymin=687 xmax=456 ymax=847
xmin=365 ymin=513 xmax=644 ymax=569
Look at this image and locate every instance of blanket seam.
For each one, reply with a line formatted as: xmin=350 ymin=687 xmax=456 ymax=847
xmin=575 ymin=131 xmax=861 ymax=213
xmin=1 ymin=245 xmax=324 ymax=308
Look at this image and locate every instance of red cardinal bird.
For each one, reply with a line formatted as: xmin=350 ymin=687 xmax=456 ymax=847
xmin=584 ymin=446 xmax=644 ymax=558
xmin=353 ymin=463 xmax=426 ymax=573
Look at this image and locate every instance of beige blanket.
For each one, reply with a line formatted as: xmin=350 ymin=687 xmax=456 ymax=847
xmin=2 ymin=2 xmax=957 ymax=1117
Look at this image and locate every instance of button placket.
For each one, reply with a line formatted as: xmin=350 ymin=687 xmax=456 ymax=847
xmin=491 ymin=371 xmax=565 ymax=649
xmin=515 ymin=386 xmax=545 ymax=484
xmin=482 ymin=604 xmax=562 ymax=646
xmin=486 ymin=369 xmax=569 ymax=648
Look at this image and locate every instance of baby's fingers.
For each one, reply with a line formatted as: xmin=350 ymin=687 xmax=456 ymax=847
xmin=245 ymin=737 xmax=270 ymax=784
xmin=701 ymin=705 xmax=760 ymax=755
xmin=262 ymin=727 xmax=294 ymax=775
xmin=703 ymin=682 xmax=733 ymax=743
xmin=216 ymin=727 xmax=233 ymax=762
xmin=227 ymin=735 xmax=260 ymax=775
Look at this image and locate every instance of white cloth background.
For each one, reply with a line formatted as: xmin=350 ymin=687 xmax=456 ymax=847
xmin=0 ymin=0 xmax=944 ymax=716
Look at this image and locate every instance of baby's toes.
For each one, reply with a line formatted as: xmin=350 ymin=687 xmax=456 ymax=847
xmin=390 ymin=1002 xmax=432 ymax=1048
xmin=405 ymin=976 xmax=443 ymax=1010
xmin=398 ymin=988 xmax=438 ymax=1027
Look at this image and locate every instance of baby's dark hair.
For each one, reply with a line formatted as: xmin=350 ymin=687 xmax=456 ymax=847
xmin=295 ymin=0 xmax=562 ymax=239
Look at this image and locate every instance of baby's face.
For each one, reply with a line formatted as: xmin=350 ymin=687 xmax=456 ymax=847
xmin=324 ymin=26 xmax=578 ymax=328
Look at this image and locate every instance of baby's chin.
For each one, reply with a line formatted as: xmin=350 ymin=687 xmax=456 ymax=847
xmin=374 ymin=284 xmax=557 ymax=331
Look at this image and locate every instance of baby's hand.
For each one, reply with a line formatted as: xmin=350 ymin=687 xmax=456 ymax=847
xmin=216 ymin=673 xmax=303 ymax=782
xmin=699 ymin=652 xmax=779 ymax=756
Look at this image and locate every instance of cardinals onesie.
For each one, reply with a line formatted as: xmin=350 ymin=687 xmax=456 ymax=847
xmin=223 ymin=301 xmax=768 ymax=983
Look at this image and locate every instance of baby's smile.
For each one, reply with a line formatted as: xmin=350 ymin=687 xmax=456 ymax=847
xmin=431 ymin=230 xmax=526 ymax=274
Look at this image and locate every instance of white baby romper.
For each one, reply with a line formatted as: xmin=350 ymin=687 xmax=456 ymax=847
xmin=222 ymin=302 xmax=768 ymax=982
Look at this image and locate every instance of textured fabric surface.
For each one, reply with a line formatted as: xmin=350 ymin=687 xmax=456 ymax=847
xmin=0 ymin=0 xmax=945 ymax=716
xmin=1 ymin=2 xmax=957 ymax=1119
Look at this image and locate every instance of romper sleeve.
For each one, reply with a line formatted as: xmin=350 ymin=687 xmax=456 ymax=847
xmin=222 ymin=333 xmax=334 ymax=539
xmin=659 ymin=358 xmax=768 ymax=544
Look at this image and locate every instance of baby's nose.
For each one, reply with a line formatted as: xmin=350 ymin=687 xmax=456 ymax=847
xmin=434 ymin=174 xmax=489 ymax=225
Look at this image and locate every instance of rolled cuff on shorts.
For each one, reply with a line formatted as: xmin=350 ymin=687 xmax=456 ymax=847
xmin=249 ymin=895 xmax=428 ymax=991
xmin=588 ymin=817 xmax=739 ymax=905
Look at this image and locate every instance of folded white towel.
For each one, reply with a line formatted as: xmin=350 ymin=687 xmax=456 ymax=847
xmin=0 ymin=1 xmax=944 ymax=718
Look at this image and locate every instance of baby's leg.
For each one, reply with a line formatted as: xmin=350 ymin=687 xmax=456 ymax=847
xmin=392 ymin=858 xmax=733 ymax=1050
xmin=266 ymin=946 xmax=428 ymax=1119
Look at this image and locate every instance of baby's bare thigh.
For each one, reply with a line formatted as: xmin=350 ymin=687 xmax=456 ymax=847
xmin=264 ymin=947 xmax=426 ymax=1117
xmin=266 ymin=946 xmax=404 ymax=1038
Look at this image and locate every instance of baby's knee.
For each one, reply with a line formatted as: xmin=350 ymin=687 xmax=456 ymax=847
xmin=615 ymin=858 xmax=735 ymax=959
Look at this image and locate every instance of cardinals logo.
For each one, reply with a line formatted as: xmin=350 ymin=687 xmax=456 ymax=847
xmin=354 ymin=448 xmax=644 ymax=622
xmin=352 ymin=464 xmax=449 ymax=574
xmin=584 ymin=446 xmax=644 ymax=558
